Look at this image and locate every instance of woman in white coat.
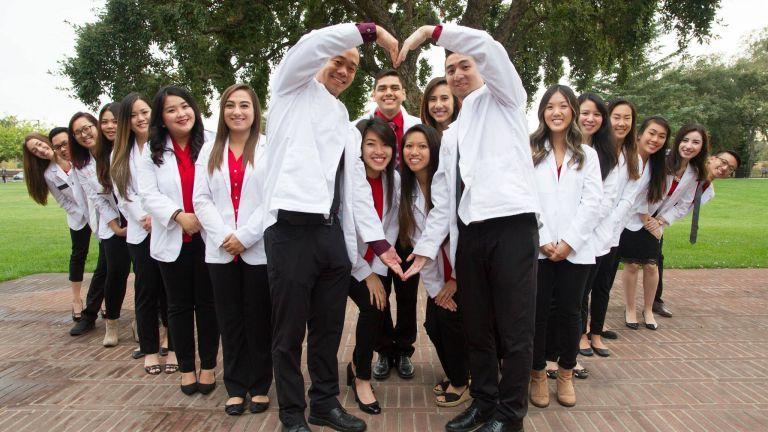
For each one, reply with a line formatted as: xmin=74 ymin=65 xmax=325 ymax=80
xmin=68 ymin=108 xmax=131 ymax=346
xmin=193 ymin=83 xmax=271 ymax=415
xmin=138 ymin=86 xmax=218 ymax=396
xmin=529 ymin=85 xmax=603 ymax=409
xmin=345 ymin=118 xmax=401 ymax=415
xmin=111 ymin=92 xmax=176 ymax=374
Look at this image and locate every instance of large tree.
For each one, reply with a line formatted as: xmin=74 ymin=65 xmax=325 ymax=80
xmin=61 ymin=0 xmax=720 ymax=118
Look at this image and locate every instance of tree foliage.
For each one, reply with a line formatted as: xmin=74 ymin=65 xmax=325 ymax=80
xmin=592 ymin=29 xmax=768 ymax=177
xmin=61 ymin=0 xmax=720 ymax=118
xmin=0 ymin=117 xmax=49 ymax=163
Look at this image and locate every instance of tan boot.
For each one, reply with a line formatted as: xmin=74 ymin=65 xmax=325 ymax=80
xmin=556 ymin=367 xmax=576 ymax=407
xmin=103 ymin=319 xmax=119 ymax=347
xmin=529 ymin=369 xmax=549 ymax=408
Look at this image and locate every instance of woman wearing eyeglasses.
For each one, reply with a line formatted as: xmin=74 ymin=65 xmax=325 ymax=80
xmin=67 ymin=107 xmax=132 ymax=346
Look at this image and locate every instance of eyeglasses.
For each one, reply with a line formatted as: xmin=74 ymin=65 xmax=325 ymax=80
xmin=715 ymin=156 xmax=736 ymax=174
xmin=73 ymin=124 xmax=95 ymax=137
xmin=52 ymin=144 xmax=66 ymax=151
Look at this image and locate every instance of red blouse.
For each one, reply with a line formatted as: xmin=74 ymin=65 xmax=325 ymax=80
xmin=364 ymin=176 xmax=384 ymax=263
xmin=667 ymin=179 xmax=679 ymax=197
xmin=172 ymin=138 xmax=195 ymax=243
xmin=228 ymin=149 xmax=244 ymax=222
xmin=441 ymin=247 xmax=454 ymax=283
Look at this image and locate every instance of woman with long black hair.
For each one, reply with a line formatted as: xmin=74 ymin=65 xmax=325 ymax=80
xmin=137 ymin=85 xmax=218 ymax=396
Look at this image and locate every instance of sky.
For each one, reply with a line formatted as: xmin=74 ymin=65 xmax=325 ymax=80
xmin=1 ymin=0 xmax=765 ymax=130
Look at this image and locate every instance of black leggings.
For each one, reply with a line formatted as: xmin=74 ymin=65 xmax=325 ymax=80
xmin=69 ymin=225 xmax=91 ymax=282
xmin=128 ymin=236 xmax=171 ymax=354
xmin=582 ymin=248 xmax=619 ymax=335
xmin=424 ymin=295 xmax=469 ymax=387
xmin=348 ymin=274 xmax=389 ymax=380
xmin=101 ymin=234 xmax=131 ymax=320
xmin=376 ymin=243 xmax=418 ymax=358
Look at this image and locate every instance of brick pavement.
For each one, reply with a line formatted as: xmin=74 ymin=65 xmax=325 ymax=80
xmin=0 ymin=269 xmax=766 ymax=431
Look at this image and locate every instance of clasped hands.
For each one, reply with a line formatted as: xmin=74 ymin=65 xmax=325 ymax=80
xmin=375 ymin=25 xmax=438 ymax=68
xmin=539 ymin=241 xmax=573 ymax=262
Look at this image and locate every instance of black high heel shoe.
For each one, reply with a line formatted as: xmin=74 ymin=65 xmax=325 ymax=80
xmin=346 ymin=362 xmax=381 ymax=415
xmin=642 ymin=311 xmax=659 ymax=330
xmin=180 ymin=381 xmax=198 ymax=395
xmin=197 ymin=370 xmax=216 ymax=395
xmin=625 ymin=309 xmax=639 ymax=330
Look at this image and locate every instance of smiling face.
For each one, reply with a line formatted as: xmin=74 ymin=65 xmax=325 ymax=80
xmin=26 ymin=137 xmax=54 ymax=160
xmin=427 ymin=84 xmax=455 ymax=128
xmin=708 ymin=153 xmax=738 ymax=179
xmin=317 ymin=48 xmax=359 ymax=97
xmin=373 ymin=75 xmax=405 ymax=116
xmin=51 ymin=132 xmax=71 ymax=161
xmin=100 ymin=109 xmax=118 ymax=142
xmin=130 ymin=99 xmax=151 ymax=138
xmin=637 ymin=121 xmax=668 ymax=157
xmin=362 ymin=130 xmax=393 ymax=176
xmin=445 ymin=53 xmax=483 ymax=100
xmin=543 ymin=91 xmax=573 ymax=135
xmin=677 ymin=130 xmax=703 ymax=161
xmin=162 ymin=95 xmax=196 ymax=139
xmin=403 ymin=131 xmax=430 ymax=174
xmin=223 ymin=89 xmax=255 ymax=134
xmin=610 ymin=104 xmax=633 ymax=141
xmin=579 ymin=99 xmax=603 ymax=140
xmin=72 ymin=116 xmax=98 ymax=149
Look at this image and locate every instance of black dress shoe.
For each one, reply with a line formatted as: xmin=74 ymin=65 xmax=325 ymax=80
xmin=579 ymin=347 xmax=594 ymax=356
xmin=69 ymin=318 xmax=95 ymax=336
xmin=180 ymin=381 xmax=198 ymax=395
xmin=624 ymin=319 xmax=639 ymax=330
xmin=249 ymin=398 xmax=269 ymax=413
xmin=653 ymin=300 xmax=673 ymax=318
xmin=224 ymin=399 xmax=246 ymax=416
xmin=131 ymin=348 xmax=145 ymax=359
xmin=642 ymin=312 xmax=659 ymax=330
xmin=347 ymin=363 xmax=381 ymax=414
xmin=397 ymin=355 xmax=415 ymax=379
xmin=281 ymin=420 xmax=311 ymax=432
xmin=445 ymin=404 xmax=491 ymax=432
xmin=308 ymin=407 xmax=366 ymax=432
xmin=601 ymin=330 xmax=618 ymax=340
xmin=198 ymin=381 xmax=216 ymax=395
xmin=372 ymin=355 xmax=391 ymax=380
xmin=477 ymin=419 xmax=524 ymax=432
xmin=591 ymin=344 xmax=611 ymax=357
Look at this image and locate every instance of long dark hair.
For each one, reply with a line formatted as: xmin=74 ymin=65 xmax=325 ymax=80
xmin=149 ymin=85 xmax=206 ymax=166
xmin=420 ymin=77 xmax=460 ymax=133
xmin=608 ymin=99 xmax=641 ymax=180
xmin=96 ymin=103 xmax=119 ymax=192
xmin=578 ymin=93 xmax=617 ymax=180
xmin=22 ymin=133 xmax=52 ymax=205
xmin=209 ymin=83 xmax=262 ymax=174
xmin=356 ymin=118 xmax=396 ymax=211
xmin=638 ymin=116 xmax=671 ymax=204
xmin=68 ymin=112 xmax=99 ymax=170
xmin=531 ymin=84 xmax=585 ymax=169
xmin=398 ymin=124 xmax=442 ymax=248
xmin=668 ymin=123 xmax=709 ymax=182
xmin=112 ymin=93 xmax=150 ymax=199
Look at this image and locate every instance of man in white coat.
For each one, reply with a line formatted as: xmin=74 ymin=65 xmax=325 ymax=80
xmin=398 ymin=24 xmax=541 ymax=432
xmin=261 ymin=23 xmax=403 ymax=432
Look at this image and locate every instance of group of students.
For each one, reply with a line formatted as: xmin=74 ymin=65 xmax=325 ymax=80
xmin=21 ymin=22 xmax=741 ymax=432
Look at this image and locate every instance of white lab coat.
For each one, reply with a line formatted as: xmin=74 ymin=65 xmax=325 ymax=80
xmin=404 ymin=182 xmax=449 ymax=298
xmin=351 ymin=173 xmax=401 ymax=281
xmin=535 ymin=143 xmax=603 ymax=264
xmin=592 ymin=153 xmax=645 ymax=254
xmin=193 ymin=136 xmax=267 ymax=265
xmin=75 ymin=158 xmax=120 ymax=240
xmin=412 ymin=24 xmax=541 ymax=265
xmin=262 ymin=23 xmax=385 ymax=263
xmin=626 ymin=163 xmax=697 ymax=231
xmin=112 ymin=141 xmax=150 ymax=245
xmin=44 ymin=161 xmax=89 ymax=231
xmin=137 ymin=133 xmax=214 ymax=262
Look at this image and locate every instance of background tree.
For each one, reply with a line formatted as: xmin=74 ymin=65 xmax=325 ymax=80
xmin=61 ymin=0 xmax=720 ymax=118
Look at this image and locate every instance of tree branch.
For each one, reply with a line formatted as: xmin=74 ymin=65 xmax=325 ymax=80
xmin=491 ymin=0 xmax=532 ymax=49
xmin=460 ymin=0 xmax=500 ymax=29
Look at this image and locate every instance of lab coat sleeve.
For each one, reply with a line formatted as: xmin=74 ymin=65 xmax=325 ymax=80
xmin=561 ymin=150 xmax=603 ymax=253
xmin=78 ymin=163 xmax=119 ymax=224
xmin=412 ymin=144 xmax=452 ymax=260
xmin=658 ymin=180 xmax=697 ymax=225
xmin=46 ymin=175 xmax=83 ymax=218
xmin=192 ymin=145 xmax=230 ymax=249
xmin=350 ymin=144 xmax=386 ymax=243
xmin=137 ymin=148 xmax=181 ymax=229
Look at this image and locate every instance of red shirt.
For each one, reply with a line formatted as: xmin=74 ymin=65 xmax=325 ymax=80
xmin=556 ymin=165 xmax=562 ymax=180
xmin=364 ymin=176 xmax=384 ymax=263
xmin=228 ymin=149 xmax=245 ymax=222
xmin=172 ymin=138 xmax=195 ymax=243
xmin=667 ymin=179 xmax=679 ymax=197
xmin=441 ymin=247 xmax=454 ymax=283
xmin=374 ymin=109 xmax=404 ymax=167
xmin=701 ymin=180 xmax=711 ymax=192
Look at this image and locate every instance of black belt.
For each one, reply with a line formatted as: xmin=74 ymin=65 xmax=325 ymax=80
xmin=277 ymin=210 xmax=337 ymax=226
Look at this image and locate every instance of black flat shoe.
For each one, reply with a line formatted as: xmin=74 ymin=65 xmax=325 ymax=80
xmin=71 ymin=306 xmax=82 ymax=322
xmin=281 ymin=420 xmax=311 ymax=432
xmin=573 ymin=367 xmax=589 ymax=379
xmin=397 ymin=355 xmax=415 ymax=379
xmin=69 ymin=318 xmax=95 ymax=336
xmin=624 ymin=318 xmax=639 ymax=330
xmin=546 ymin=368 xmax=558 ymax=379
xmin=591 ymin=344 xmax=611 ymax=357
xmin=308 ymin=407 xmax=366 ymax=432
xmin=579 ymin=347 xmax=594 ymax=356
xmin=224 ymin=399 xmax=246 ymax=416
xmin=180 ymin=381 xmax=198 ymax=395
xmin=131 ymin=349 xmax=145 ymax=359
xmin=198 ymin=381 xmax=216 ymax=395
xmin=372 ymin=355 xmax=391 ymax=380
xmin=249 ymin=398 xmax=269 ymax=414
xmin=445 ymin=404 xmax=491 ymax=432
xmin=159 ymin=347 xmax=169 ymax=357
xmin=601 ymin=330 xmax=618 ymax=340
xmin=347 ymin=362 xmax=381 ymax=415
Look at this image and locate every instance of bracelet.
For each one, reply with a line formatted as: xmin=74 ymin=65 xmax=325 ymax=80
xmin=172 ymin=209 xmax=182 ymax=222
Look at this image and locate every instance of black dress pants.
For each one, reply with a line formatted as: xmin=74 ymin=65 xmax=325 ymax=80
xmin=69 ymin=225 xmax=91 ymax=282
xmin=265 ymin=219 xmax=351 ymax=424
xmin=424 ymin=295 xmax=469 ymax=387
xmin=208 ymin=260 xmax=272 ymax=399
xmin=128 ymin=236 xmax=171 ymax=354
xmin=586 ymin=247 xmax=619 ymax=335
xmin=101 ymin=234 xmax=131 ymax=320
xmin=348 ymin=274 xmax=388 ymax=380
xmin=376 ymin=242 xmax=418 ymax=359
xmin=82 ymin=240 xmax=108 ymax=321
xmin=158 ymin=235 xmax=219 ymax=373
xmin=533 ymin=259 xmax=592 ymax=371
xmin=655 ymin=237 xmax=665 ymax=303
xmin=456 ymin=214 xmax=538 ymax=424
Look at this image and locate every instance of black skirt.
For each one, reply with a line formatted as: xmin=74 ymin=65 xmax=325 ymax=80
xmin=617 ymin=228 xmax=661 ymax=265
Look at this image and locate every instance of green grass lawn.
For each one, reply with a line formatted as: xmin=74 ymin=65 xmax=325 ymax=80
xmin=0 ymin=179 xmax=765 ymax=281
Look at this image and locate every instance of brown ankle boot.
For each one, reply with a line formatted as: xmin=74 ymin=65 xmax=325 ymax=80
xmin=529 ymin=369 xmax=549 ymax=408
xmin=556 ymin=367 xmax=576 ymax=407
xmin=103 ymin=319 xmax=119 ymax=347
